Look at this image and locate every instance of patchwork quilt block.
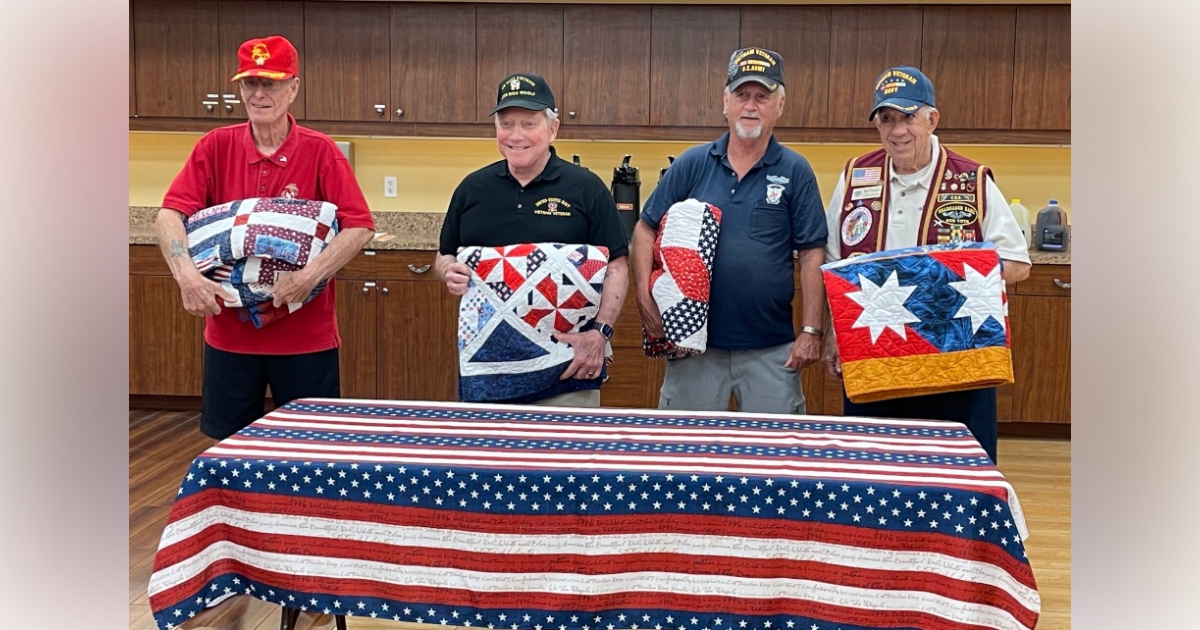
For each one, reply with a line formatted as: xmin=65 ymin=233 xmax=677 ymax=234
xmin=643 ymin=199 xmax=722 ymax=359
xmin=457 ymin=243 xmax=610 ymax=402
xmin=185 ymin=197 xmax=338 ymax=328
xmin=822 ymin=242 xmax=1014 ymax=403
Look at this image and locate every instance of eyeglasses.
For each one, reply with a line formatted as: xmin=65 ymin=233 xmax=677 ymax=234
xmin=240 ymin=77 xmax=290 ymax=92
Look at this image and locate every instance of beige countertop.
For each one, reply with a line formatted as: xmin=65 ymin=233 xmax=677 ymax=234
xmin=129 ymin=206 xmax=1071 ymax=264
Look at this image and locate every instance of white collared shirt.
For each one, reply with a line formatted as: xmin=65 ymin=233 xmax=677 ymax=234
xmin=824 ymin=135 xmax=1031 ymax=265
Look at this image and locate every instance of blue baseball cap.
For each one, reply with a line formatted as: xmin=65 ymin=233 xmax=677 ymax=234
xmin=869 ymin=66 xmax=936 ymax=121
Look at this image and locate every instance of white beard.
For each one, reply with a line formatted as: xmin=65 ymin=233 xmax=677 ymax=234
xmin=735 ymin=120 xmax=763 ymax=139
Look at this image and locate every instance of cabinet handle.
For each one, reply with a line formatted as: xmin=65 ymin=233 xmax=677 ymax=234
xmin=408 ymin=264 xmax=431 ymax=274
xmin=395 ymin=108 xmax=404 ymax=118
xmin=569 ymin=111 xmax=577 ymax=118
xmin=361 ymin=286 xmax=370 ymax=294
xmin=225 ymin=104 xmax=234 ymax=112
xmin=1053 ymin=279 xmax=1071 ymax=289
xmin=202 ymin=100 xmax=218 ymax=113
xmin=381 ymin=287 xmax=390 ymax=296
xmin=374 ymin=104 xmax=386 ymax=116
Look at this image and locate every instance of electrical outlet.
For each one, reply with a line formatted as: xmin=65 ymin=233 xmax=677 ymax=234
xmin=384 ymin=176 xmax=398 ymax=198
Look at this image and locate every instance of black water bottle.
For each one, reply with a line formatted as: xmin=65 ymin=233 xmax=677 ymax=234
xmin=573 ymin=154 xmax=587 ymax=170
xmin=611 ymin=154 xmax=641 ymax=241
xmin=660 ymin=155 xmax=675 ymax=179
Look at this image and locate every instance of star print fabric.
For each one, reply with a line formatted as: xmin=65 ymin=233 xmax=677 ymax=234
xmin=185 ymin=197 xmax=339 ymax=328
xmin=643 ymin=199 xmax=722 ymax=359
xmin=822 ymin=242 xmax=1014 ymax=403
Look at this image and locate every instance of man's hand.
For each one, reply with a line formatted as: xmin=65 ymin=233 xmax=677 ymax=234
xmin=821 ymin=335 xmax=842 ymax=380
xmin=786 ymin=333 xmax=821 ymax=371
xmin=179 ymin=274 xmax=228 ymax=317
xmin=271 ymin=270 xmax=321 ymax=308
xmin=553 ymin=330 xmax=606 ymax=380
xmin=443 ymin=261 xmax=472 ymax=296
xmin=635 ymin=290 xmax=665 ymax=338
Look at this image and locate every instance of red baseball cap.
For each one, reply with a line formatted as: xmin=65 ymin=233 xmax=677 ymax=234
xmin=231 ymin=35 xmax=298 ymax=82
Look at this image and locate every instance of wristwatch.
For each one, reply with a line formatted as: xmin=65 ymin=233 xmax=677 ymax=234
xmin=800 ymin=326 xmax=824 ymax=338
xmin=583 ymin=320 xmax=615 ymax=340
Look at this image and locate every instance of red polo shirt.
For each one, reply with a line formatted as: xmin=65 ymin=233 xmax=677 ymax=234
xmin=162 ymin=113 xmax=375 ymax=355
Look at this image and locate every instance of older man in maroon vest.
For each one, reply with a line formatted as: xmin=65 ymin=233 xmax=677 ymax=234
xmin=820 ymin=66 xmax=1031 ymax=463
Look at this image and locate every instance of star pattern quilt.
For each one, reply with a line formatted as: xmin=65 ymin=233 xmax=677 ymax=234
xmin=822 ymin=242 xmax=1014 ymax=403
xmin=643 ymin=199 xmax=722 ymax=359
xmin=457 ymin=243 xmax=610 ymax=403
xmin=185 ymin=197 xmax=338 ymax=328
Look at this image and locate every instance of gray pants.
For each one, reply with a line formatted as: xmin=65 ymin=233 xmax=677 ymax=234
xmin=658 ymin=342 xmax=806 ymax=414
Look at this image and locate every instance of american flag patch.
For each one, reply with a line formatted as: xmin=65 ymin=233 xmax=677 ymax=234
xmin=850 ymin=167 xmax=882 ymax=186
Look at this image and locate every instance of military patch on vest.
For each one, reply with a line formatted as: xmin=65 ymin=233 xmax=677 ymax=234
xmin=841 ymin=207 xmax=873 ymax=246
xmin=934 ymin=203 xmax=979 ymax=226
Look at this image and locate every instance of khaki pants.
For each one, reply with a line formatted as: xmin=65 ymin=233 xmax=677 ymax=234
xmin=530 ymin=388 xmax=601 ymax=408
xmin=658 ymin=342 xmax=806 ymax=414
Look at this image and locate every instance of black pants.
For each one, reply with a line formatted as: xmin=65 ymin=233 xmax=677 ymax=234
xmin=842 ymin=387 xmax=999 ymax=464
xmin=200 ymin=343 xmax=340 ymax=440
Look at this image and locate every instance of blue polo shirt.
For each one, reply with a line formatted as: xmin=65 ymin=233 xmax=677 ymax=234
xmin=641 ymin=133 xmax=827 ymax=350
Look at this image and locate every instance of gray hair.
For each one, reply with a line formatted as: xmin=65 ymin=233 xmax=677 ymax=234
xmin=724 ymin=84 xmax=786 ymax=100
xmin=494 ymin=107 xmax=559 ymax=129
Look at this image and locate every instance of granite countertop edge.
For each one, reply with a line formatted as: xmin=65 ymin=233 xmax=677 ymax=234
xmin=128 ymin=206 xmax=1072 ymax=264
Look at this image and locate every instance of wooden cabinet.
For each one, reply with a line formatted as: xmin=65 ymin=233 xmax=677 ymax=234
xmin=390 ymin=3 xmax=478 ymax=124
xmin=740 ymin=7 xmax=832 ymax=129
xmin=827 ymin=6 xmax=923 ymax=129
xmin=476 ymin=4 xmax=565 ymax=123
xmin=130 ymin=2 xmax=1071 ymax=143
xmin=1012 ymin=5 xmax=1071 ymax=130
xmin=1005 ymin=264 xmax=1071 ymax=423
xmin=921 ymin=6 xmax=1017 ymax=130
xmin=303 ymin=1 xmax=391 ymax=122
xmin=129 ymin=247 xmax=205 ymax=396
xmin=649 ymin=6 xmax=740 ymax=127
xmin=562 ymin=5 xmax=652 ymax=126
xmin=134 ymin=0 xmax=305 ymax=120
xmin=334 ymin=251 xmax=459 ymax=402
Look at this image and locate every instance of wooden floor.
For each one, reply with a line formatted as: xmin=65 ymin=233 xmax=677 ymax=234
xmin=130 ymin=410 xmax=1071 ymax=630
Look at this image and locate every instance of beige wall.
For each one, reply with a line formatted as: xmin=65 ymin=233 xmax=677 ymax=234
xmin=130 ymin=131 xmax=1071 ymax=221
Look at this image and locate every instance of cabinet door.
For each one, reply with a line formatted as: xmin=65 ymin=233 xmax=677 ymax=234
xmin=476 ymin=5 xmax=565 ymax=122
xmin=827 ymin=6 xmax=922 ymax=129
xmin=134 ymin=0 xmax=222 ymax=118
xmin=1008 ymin=295 xmax=1071 ymax=423
xmin=378 ymin=280 xmax=460 ymax=402
xmin=217 ymin=0 xmax=306 ymax=120
xmin=739 ymin=7 xmax=831 ymax=129
xmin=649 ymin=6 xmax=740 ymax=127
xmin=130 ymin=276 xmax=206 ymax=396
xmin=303 ymin=1 xmax=392 ymax=122
xmin=335 ymin=280 xmax=379 ymax=400
xmin=562 ymin=5 xmax=652 ymax=126
xmin=129 ymin=2 xmax=136 ymax=115
xmin=1012 ymin=5 xmax=1071 ymax=130
xmin=391 ymin=4 xmax=477 ymax=123
xmin=921 ymin=6 xmax=1017 ymax=130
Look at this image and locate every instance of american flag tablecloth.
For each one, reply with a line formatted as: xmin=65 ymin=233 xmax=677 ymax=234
xmin=148 ymin=400 xmax=1040 ymax=630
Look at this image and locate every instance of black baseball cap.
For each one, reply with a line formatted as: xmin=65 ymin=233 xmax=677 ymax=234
xmin=726 ymin=47 xmax=785 ymax=92
xmin=490 ymin=73 xmax=557 ymax=115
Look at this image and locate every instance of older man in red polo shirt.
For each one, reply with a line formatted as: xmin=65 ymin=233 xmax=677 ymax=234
xmin=154 ymin=35 xmax=375 ymax=441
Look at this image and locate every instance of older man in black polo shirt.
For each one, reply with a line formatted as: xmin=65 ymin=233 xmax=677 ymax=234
xmin=434 ymin=72 xmax=630 ymax=408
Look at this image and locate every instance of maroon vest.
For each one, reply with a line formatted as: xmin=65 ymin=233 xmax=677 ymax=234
xmin=837 ymin=146 xmax=991 ymax=259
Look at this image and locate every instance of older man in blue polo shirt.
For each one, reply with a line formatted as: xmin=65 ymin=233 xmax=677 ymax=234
xmin=630 ymin=47 xmax=829 ymax=414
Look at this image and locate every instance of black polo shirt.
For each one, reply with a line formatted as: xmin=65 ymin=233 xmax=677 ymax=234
xmin=439 ymin=147 xmax=629 ymax=259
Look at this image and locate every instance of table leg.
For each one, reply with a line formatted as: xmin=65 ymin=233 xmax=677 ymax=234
xmin=279 ymin=606 xmax=301 ymax=630
xmin=335 ymin=614 xmax=348 ymax=630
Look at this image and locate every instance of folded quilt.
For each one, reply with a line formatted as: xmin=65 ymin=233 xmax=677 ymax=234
xmin=456 ymin=243 xmax=611 ymax=403
xmin=185 ymin=197 xmax=339 ymax=328
xmin=822 ymin=241 xmax=1014 ymax=403
xmin=643 ymin=199 xmax=722 ymax=359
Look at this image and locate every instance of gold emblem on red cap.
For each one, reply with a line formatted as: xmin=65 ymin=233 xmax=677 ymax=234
xmin=251 ymin=43 xmax=271 ymax=66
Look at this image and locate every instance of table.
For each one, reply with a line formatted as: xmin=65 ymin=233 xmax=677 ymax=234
xmin=149 ymin=399 xmax=1040 ymax=630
